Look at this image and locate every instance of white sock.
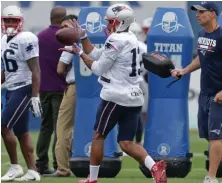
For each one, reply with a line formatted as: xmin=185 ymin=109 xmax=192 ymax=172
xmin=11 ymin=164 xmax=21 ymax=169
xmin=90 ymin=165 xmax=100 ymax=181
xmin=144 ymin=156 xmax=156 ymax=170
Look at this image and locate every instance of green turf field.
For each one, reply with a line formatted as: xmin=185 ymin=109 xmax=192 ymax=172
xmin=1 ymin=130 xmax=222 ymax=183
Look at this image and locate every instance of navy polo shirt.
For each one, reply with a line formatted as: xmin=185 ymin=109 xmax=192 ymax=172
xmin=197 ymin=27 xmax=222 ymax=96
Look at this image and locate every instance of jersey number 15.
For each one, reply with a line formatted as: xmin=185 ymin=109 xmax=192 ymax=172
xmin=129 ymin=47 xmax=140 ymax=77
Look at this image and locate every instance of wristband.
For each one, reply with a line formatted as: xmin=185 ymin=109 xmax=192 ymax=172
xmin=80 ymin=32 xmax=88 ymax=40
xmin=78 ymin=49 xmax=84 ymax=56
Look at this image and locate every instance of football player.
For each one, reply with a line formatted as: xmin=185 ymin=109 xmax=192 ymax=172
xmin=1 ymin=5 xmax=41 ymax=181
xmin=60 ymin=4 xmax=167 ymax=183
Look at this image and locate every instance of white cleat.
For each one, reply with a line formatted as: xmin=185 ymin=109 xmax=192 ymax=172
xmin=14 ymin=169 xmax=41 ymax=181
xmin=1 ymin=164 xmax=24 ymax=182
xmin=203 ymin=176 xmax=219 ymax=183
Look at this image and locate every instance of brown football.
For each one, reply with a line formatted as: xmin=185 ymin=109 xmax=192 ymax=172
xmin=56 ymin=28 xmax=81 ymax=46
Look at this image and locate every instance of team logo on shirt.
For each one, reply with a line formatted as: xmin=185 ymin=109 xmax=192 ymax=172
xmin=197 ymin=37 xmax=216 ymax=56
xmin=105 ymin=42 xmax=117 ymax=51
xmin=26 ymin=43 xmax=34 ymax=52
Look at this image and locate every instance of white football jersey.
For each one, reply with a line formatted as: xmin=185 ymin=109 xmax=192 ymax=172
xmin=1 ymin=32 xmax=39 ymax=90
xmin=88 ymin=32 xmax=144 ymax=107
xmin=59 ymin=46 xmax=75 ymax=84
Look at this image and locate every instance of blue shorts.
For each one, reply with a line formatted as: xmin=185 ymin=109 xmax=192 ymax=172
xmin=198 ymin=94 xmax=222 ymax=140
xmin=94 ymin=99 xmax=142 ymax=142
xmin=1 ymin=85 xmax=32 ymax=135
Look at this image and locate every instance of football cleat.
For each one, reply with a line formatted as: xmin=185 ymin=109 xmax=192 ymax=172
xmin=1 ymin=164 xmax=24 ymax=182
xmin=78 ymin=174 xmax=97 ymax=183
xmin=151 ymin=160 xmax=167 ymax=183
xmin=14 ymin=169 xmax=40 ymax=181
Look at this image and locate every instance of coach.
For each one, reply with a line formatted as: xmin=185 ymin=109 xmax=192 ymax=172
xmin=172 ymin=2 xmax=222 ymax=183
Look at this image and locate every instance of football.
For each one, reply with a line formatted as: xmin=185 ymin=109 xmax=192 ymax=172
xmin=56 ymin=28 xmax=81 ymax=46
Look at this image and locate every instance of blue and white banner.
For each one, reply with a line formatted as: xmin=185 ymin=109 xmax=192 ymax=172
xmin=144 ymin=7 xmax=194 ymax=158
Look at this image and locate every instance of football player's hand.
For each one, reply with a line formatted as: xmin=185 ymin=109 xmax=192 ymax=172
xmin=59 ymin=43 xmax=83 ymax=56
xmin=171 ymin=68 xmax=184 ymax=79
xmin=214 ymin=91 xmax=222 ymax=104
xmin=67 ymin=19 xmax=87 ymax=40
xmin=30 ymin=96 xmax=42 ymax=117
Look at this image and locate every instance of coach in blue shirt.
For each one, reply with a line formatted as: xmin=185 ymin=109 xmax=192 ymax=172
xmin=172 ymin=2 xmax=222 ymax=183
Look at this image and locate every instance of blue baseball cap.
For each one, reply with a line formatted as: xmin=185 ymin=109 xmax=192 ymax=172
xmin=191 ymin=1 xmax=219 ymax=16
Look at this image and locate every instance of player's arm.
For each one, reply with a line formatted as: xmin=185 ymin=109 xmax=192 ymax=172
xmin=57 ymin=62 xmax=69 ymax=74
xmin=80 ymin=52 xmax=115 ymax=76
xmin=183 ymin=55 xmax=200 ymax=75
xmin=21 ymin=32 xmax=41 ymax=117
xmin=27 ymin=57 xmax=40 ymax=97
xmin=81 ymin=37 xmax=94 ymax=54
xmin=60 ymin=44 xmax=114 ymax=75
xmin=1 ymin=70 xmax=5 ymax=84
xmin=59 ymin=36 xmax=121 ymax=75
xmin=81 ymin=38 xmax=105 ymax=60
xmin=80 ymin=31 xmax=104 ymax=60
xmin=60 ymin=39 xmax=120 ymax=76
xmin=20 ymin=32 xmax=40 ymax=96
xmin=57 ymin=46 xmax=73 ymax=74
xmin=87 ymin=39 xmax=121 ymax=75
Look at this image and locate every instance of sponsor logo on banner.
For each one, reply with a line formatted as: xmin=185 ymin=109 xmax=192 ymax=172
xmin=84 ymin=142 xmax=92 ymax=157
xmin=157 ymin=143 xmax=170 ymax=156
xmin=154 ymin=12 xmax=185 ymax=33
xmin=81 ymin=12 xmax=106 ymax=34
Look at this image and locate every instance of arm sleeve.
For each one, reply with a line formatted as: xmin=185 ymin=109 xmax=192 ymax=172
xmin=91 ymin=53 xmax=115 ymax=76
xmin=88 ymin=46 xmax=105 ymax=61
xmin=91 ymin=36 xmax=123 ymax=76
xmin=59 ymin=46 xmax=73 ymax=65
xmin=20 ymin=32 xmax=39 ymax=61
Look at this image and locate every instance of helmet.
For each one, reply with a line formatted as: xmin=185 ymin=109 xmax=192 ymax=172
xmin=129 ymin=22 xmax=145 ymax=42
xmin=1 ymin=5 xmax=24 ymax=36
xmin=104 ymin=3 xmax=135 ymax=36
